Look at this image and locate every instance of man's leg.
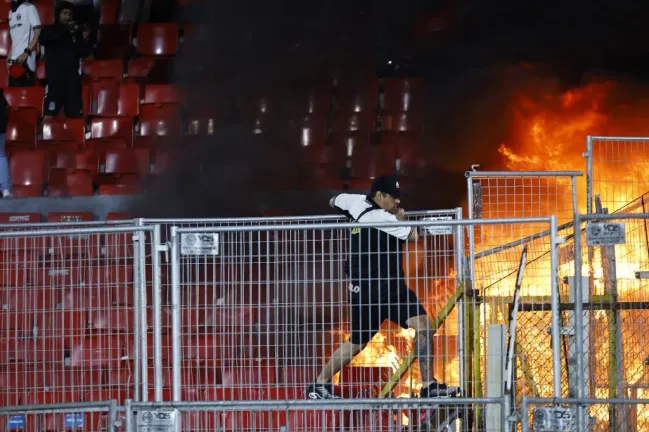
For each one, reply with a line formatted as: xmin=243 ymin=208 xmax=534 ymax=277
xmin=398 ymin=285 xmax=460 ymax=398
xmin=307 ymin=283 xmax=380 ymax=399
xmin=315 ymin=340 xmax=366 ymax=384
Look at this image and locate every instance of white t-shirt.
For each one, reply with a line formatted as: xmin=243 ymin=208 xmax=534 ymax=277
xmin=9 ymin=3 xmax=41 ymax=72
xmin=333 ymin=193 xmax=412 ymax=240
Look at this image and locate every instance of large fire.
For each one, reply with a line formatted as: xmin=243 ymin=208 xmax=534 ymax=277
xmin=338 ymin=79 xmax=649 ymax=429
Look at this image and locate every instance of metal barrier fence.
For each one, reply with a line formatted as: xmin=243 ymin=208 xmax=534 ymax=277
xmin=569 ymin=212 xmax=649 ymax=431
xmin=521 ymin=397 xmax=649 ymax=432
xmin=465 ymin=170 xmax=576 ymax=408
xmin=127 ymin=397 xmax=506 ymax=432
xmin=0 ymin=401 xmax=118 ymax=431
xmin=169 ymin=217 xmax=560 ymax=431
xmin=0 ymin=225 xmax=157 ymax=418
xmin=585 ymin=135 xmax=649 ymax=214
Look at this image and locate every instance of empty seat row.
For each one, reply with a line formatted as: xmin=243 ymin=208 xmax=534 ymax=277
xmin=3 ymin=148 xmax=169 ymax=197
xmin=0 ymin=21 xmax=178 ymax=58
xmin=3 ymin=84 xmax=179 ymax=116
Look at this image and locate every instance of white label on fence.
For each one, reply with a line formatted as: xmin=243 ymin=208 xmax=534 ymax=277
xmin=8 ymin=416 xmax=24 ymax=428
xmin=532 ymin=407 xmax=573 ymax=431
xmin=64 ymin=413 xmax=84 ymax=428
xmin=422 ymin=216 xmax=453 ymax=235
xmin=586 ymin=222 xmax=625 ymax=246
xmin=136 ymin=409 xmax=178 ymax=432
xmin=181 ymin=233 xmax=220 ymax=256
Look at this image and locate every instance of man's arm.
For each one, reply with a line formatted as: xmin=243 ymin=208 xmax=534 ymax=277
xmin=395 ymin=208 xmax=418 ymax=243
xmin=39 ymin=25 xmax=63 ymax=46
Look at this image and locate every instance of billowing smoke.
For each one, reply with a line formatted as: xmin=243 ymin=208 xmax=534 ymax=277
xmin=134 ymin=0 xmax=649 ymax=217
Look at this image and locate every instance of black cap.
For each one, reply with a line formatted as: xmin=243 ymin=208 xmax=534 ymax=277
xmin=370 ymin=175 xmax=401 ymax=199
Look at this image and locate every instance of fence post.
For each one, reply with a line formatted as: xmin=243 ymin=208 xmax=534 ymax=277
xmin=108 ymin=399 xmax=117 ymax=431
xmin=550 ymin=215 xmax=562 ymax=398
xmin=125 ymin=399 xmax=133 ymax=432
xmin=170 ymin=226 xmax=182 ymax=401
xmin=132 ymin=229 xmax=141 ymax=402
xmin=136 ymin=220 xmax=149 ymax=402
xmin=152 ymin=224 xmax=164 ymax=402
xmin=585 ymin=136 xmax=593 ymax=214
xmin=454 ymin=207 xmax=465 ymax=395
xmin=572 ymin=213 xmax=586 ymax=431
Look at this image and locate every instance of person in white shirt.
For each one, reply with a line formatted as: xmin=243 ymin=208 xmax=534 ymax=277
xmin=8 ymin=0 xmax=41 ymax=86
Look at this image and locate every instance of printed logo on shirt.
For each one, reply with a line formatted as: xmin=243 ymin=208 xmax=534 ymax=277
xmin=48 ymin=101 xmax=56 ymax=111
xmin=16 ymin=14 xmax=21 ymax=21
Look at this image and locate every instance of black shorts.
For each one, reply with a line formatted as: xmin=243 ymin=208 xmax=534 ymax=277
xmin=348 ymin=279 xmax=427 ymax=345
xmin=43 ymin=78 xmax=83 ymax=118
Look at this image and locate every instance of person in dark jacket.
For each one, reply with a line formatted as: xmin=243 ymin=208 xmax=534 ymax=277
xmin=0 ymin=90 xmax=11 ymax=198
xmin=39 ymin=1 xmax=91 ymax=119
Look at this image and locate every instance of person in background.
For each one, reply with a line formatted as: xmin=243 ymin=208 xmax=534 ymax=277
xmin=8 ymin=0 xmax=41 ymax=86
xmin=0 ymin=90 xmax=12 ymax=198
xmin=39 ymin=1 xmax=90 ymax=119
xmin=66 ymin=0 xmax=97 ymax=52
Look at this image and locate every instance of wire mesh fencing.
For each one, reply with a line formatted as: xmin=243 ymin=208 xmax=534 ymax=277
xmin=0 ymin=401 xmax=118 ymax=432
xmin=586 ymin=136 xmax=649 ymax=214
xmin=566 ymin=212 xmax=649 ymax=430
xmin=0 ymin=225 xmax=153 ymax=424
xmin=168 ymin=217 xmax=558 ymax=432
xmin=128 ymin=398 xmax=506 ymax=432
xmin=521 ymin=397 xmax=649 ymax=432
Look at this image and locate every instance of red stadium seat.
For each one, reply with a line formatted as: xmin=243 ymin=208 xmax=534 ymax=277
xmin=380 ymin=112 xmax=424 ymax=134
xmin=35 ymin=0 xmax=54 ymax=26
xmin=127 ymin=57 xmax=156 ymax=78
xmin=41 ymin=118 xmax=86 ymax=147
xmin=221 ymin=361 xmax=276 ymax=387
xmin=68 ymin=336 xmax=123 ymax=367
xmin=332 ymin=111 xmax=376 ymax=133
xmin=350 ymin=142 xmax=397 ymax=187
xmin=183 ymin=334 xmax=255 ymax=363
xmin=0 ymin=3 xmax=9 ymax=24
xmin=89 ymin=117 xmax=134 ymax=147
xmin=152 ymin=150 xmax=170 ymax=174
xmin=5 ymin=87 xmax=44 ymax=116
xmin=52 ymin=150 xmax=99 ymax=171
xmin=0 ymin=24 xmax=9 ymax=57
xmin=136 ymin=23 xmax=179 ymax=56
xmin=99 ymin=0 xmax=120 ymax=24
xmin=143 ymin=84 xmax=179 ymax=106
xmin=101 ymin=148 xmax=149 ymax=178
xmin=82 ymin=59 xmax=123 ymax=82
xmin=89 ymin=264 xmax=134 ymax=305
xmin=382 ymin=77 xmax=424 ymax=113
xmin=9 ymin=150 xmax=48 ymax=197
xmin=118 ymin=83 xmax=140 ymax=117
xmin=6 ymin=119 xmax=37 ymax=152
xmin=48 ymin=170 xmax=94 ymax=196
xmin=6 ymin=109 xmax=38 ymax=153
xmin=0 ymin=59 xmax=7 ymax=87
xmin=139 ymin=108 xmax=181 ymax=141
xmin=4 ymin=336 xmax=66 ymax=363
xmin=335 ymin=81 xmax=378 ymax=114
xmin=97 ymin=24 xmax=132 ymax=59
xmin=89 ymin=79 xmax=119 ymax=116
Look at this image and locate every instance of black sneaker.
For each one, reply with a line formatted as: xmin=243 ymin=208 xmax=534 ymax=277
xmin=419 ymin=380 xmax=460 ymax=398
xmin=306 ymin=382 xmax=341 ymax=399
